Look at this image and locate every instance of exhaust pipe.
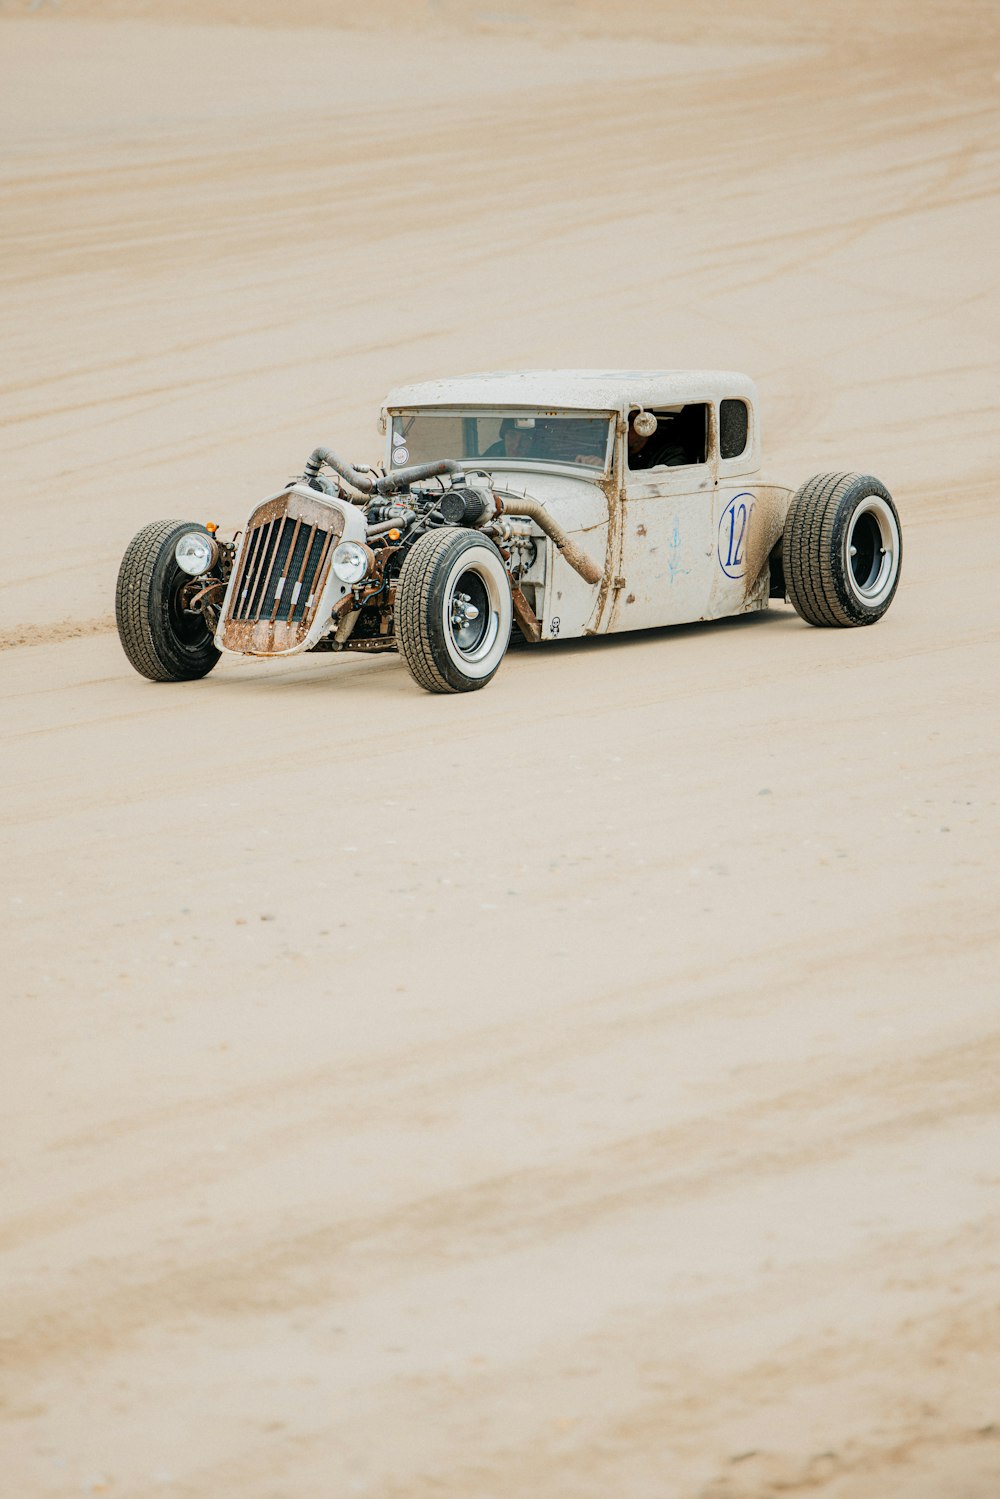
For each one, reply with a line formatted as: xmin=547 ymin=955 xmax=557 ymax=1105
xmin=494 ymin=496 xmax=603 ymax=586
xmin=376 ymin=459 xmax=466 ymax=496
xmin=303 ymin=447 xmax=375 ymax=496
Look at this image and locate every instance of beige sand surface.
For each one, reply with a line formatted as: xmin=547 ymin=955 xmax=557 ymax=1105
xmin=2 ymin=2 xmax=999 ymax=1495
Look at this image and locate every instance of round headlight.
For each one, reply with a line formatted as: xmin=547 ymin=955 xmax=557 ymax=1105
xmin=331 ymin=541 xmax=372 ymax=585
xmin=175 ymin=531 xmax=218 ymax=576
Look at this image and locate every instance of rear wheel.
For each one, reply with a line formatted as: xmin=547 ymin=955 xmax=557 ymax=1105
xmin=395 ymin=528 xmax=512 ymax=693
xmin=116 ymin=520 xmax=221 ymax=681
xmin=783 ymin=472 xmax=902 ymax=626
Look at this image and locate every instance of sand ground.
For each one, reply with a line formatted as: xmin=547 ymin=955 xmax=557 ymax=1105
xmin=2 ymin=2 xmax=1000 ymax=1495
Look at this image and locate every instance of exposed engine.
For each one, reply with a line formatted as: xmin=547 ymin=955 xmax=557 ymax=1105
xmin=300 ymin=442 xmax=595 ymax=588
xmin=307 ymin=447 xmax=552 ymax=652
xmin=181 ymin=443 xmax=602 ymax=659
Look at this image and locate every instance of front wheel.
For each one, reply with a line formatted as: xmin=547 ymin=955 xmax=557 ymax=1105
xmin=783 ymin=472 xmax=902 ymax=627
xmin=395 ymin=528 xmax=512 ymax=693
xmin=116 ymin=519 xmax=221 ymax=681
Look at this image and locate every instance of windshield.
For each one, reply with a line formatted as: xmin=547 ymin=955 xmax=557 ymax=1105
xmin=389 ymin=409 xmax=614 ymax=473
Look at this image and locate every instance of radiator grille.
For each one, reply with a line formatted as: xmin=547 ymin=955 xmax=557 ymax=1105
xmin=221 ymin=490 xmax=344 ymax=655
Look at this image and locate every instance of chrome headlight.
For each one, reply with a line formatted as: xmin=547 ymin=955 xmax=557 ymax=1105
xmin=175 ymin=531 xmax=218 ymax=576
xmin=331 ymin=541 xmax=372 ymax=585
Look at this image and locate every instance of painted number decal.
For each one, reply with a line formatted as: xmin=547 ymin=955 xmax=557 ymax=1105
xmin=718 ymin=492 xmax=756 ymax=580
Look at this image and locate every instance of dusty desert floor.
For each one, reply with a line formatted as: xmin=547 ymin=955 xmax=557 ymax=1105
xmin=2 ymin=1 xmax=1000 ymax=1495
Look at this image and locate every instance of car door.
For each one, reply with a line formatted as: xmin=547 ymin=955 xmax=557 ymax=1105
xmin=609 ymin=405 xmax=716 ymax=632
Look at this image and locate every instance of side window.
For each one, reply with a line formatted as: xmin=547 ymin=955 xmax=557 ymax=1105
xmin=628 ymin=403 xmax=709 ymax=471
xmin=720 ymin=399 xmax=749 ymax=460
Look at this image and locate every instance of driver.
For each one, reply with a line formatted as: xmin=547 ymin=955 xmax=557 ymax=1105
xmin=484 ymin=418 xmax=533 ymax=460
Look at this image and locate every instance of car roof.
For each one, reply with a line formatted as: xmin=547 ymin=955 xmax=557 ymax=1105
xmin=383 ymin=368 xmax=757 ymax=414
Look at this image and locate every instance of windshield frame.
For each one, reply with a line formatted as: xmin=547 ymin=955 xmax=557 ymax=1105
xmin=385 ymin=406 xmax=617 ymax=478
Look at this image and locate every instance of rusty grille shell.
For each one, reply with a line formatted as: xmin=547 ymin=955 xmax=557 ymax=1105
xmin=220 ymin=490 xmax=345 ymax=656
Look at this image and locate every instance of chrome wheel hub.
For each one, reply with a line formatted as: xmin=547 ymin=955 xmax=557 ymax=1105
xmin=447 ymin=568 xmax=494 ymax=658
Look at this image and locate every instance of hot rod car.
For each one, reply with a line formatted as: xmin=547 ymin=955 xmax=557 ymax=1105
xmin=115 ymin=370 xmax=902 ymax=693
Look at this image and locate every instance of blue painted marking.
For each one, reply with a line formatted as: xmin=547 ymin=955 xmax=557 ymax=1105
xmin=666 ymin=516 xmax=689 ymax=585
xmin=718 ymin=492 xmax=756 ymax=580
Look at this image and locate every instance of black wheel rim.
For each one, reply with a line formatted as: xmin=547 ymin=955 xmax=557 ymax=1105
xmin=449 ymin=568 xmax=491 ymax=656
xmin=849 ymin=510 xmax=881 ymax=591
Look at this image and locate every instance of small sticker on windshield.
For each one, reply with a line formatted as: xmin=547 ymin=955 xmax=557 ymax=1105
xmin=392 ymin=446 xmax=409 ymax=466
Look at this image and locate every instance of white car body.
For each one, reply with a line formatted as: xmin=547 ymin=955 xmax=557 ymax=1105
xmin=379 ymin=368 xmax=790 ymax=645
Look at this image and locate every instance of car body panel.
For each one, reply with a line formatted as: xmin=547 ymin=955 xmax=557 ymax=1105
xmin=382 ymin=368 xmax=758 ymax=428
xmin=382 ymin=369 xmax=779 ymax=642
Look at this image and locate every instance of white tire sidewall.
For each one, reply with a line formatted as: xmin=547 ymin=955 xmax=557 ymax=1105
xmin=440 ymin=543 xmax=512 ymax=681
xmin=844 ymin=494 xmax=901 ymax=609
